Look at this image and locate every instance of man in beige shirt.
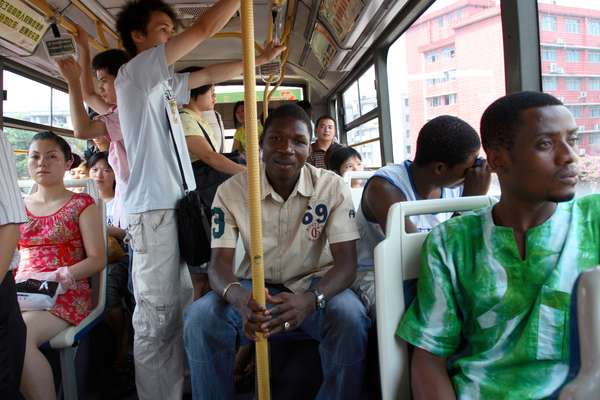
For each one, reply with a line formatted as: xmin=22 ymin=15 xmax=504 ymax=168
xmin=183 ymin=104 xmax=370 ymax=399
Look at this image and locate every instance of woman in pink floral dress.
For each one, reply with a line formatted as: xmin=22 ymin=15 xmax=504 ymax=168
xmin=15 ymin=132 xmax=105 ymax=400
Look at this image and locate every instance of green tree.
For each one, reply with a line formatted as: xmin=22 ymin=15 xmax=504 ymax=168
xmin=3 ymin=128 xmax=87 ymax=180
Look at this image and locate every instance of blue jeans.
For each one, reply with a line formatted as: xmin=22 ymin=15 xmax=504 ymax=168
xmin=183 ymin=279 xmax=371 ymax=400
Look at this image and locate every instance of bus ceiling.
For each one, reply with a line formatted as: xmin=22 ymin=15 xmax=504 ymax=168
xmin=0 ymin=0 xmax=410 ymax=103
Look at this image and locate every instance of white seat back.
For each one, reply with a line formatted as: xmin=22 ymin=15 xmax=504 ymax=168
xmin=342 ymin=170 xmax=375 ymax=209
xmin=375 ymin=196 xmax=497 ymax=400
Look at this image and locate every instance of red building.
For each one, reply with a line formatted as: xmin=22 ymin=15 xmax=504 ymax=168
xmin=403 ymin=0 xmax=600 ymax=156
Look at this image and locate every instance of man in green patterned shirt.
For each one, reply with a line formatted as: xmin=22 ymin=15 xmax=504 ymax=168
xmin=397 ymin=91 xmax=600 ymax=399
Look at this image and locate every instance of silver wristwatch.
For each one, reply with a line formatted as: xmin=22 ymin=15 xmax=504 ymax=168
xmin=309 ymin=288 xmax=327 ymax=310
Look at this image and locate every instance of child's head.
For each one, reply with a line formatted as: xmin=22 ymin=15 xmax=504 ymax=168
xmin=327 ymin=146 xmax=364 ymax=176
xmin=91 ymin=49 xmax=130 ymax=105
xmin=116 ymin=0 xmax=177 ymax=57
xmin=88 ymin=151 xmax=116 ymax=193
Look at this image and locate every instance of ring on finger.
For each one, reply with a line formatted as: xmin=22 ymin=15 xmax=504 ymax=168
xmin=283 ymin=321 xmax=291 ymax=331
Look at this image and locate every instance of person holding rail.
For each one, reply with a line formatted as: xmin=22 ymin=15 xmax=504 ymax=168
xmin=113 ymin=0 xmax=283 ymax=397
xmin=183 ymin=104 xmax=370 ymax=400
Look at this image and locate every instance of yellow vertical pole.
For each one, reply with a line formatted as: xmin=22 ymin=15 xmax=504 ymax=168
xmin=240 ymin=1 xmax=271 ymax=399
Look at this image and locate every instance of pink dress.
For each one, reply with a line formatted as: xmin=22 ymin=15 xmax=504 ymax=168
xmin=16 ymin=193 xmax=95 ymax=325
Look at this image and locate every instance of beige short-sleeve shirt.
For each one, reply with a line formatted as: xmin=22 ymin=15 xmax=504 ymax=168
xmin=211 ymin=163 xmax=359 ymax=292
xmin=180 ymin=107 xmax=220 ymax=163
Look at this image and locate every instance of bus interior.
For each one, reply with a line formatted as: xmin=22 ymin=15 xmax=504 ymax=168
xmin=2 ymin=0 xmax=600 ymax=399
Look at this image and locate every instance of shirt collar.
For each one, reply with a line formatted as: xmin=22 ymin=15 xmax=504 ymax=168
xmin=260 ymin=164 xmax=314 ymax=202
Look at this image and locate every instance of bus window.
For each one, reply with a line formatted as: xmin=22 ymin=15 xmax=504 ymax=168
xmin=387 ymin=0 xmax=505 ymax=195
xmin=538 ymin=0 xmax=600 ymax=197
xmin=342 ymin=66 xmax=381 ymax=168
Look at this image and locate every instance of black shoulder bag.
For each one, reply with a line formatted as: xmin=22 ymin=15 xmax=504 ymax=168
xmin=168 ymin=111 xmax=212 ymax=267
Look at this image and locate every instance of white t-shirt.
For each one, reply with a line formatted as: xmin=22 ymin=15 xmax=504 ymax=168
xmin=115 ymin=44 xmax=196 ymax=214
xmin=0 ymin=132 xmax=27 ymax=270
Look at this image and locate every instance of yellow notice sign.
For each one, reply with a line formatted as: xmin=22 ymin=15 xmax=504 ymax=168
xmin=0 ymin=0 xmax=48 ymax=54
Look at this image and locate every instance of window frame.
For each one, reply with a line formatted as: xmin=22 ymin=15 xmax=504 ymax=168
xmin=1 ymin=59 xmax=74 ymax=136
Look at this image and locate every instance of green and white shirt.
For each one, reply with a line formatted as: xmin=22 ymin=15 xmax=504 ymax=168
xmin=397 ymin=194 xmax=600 ymax=399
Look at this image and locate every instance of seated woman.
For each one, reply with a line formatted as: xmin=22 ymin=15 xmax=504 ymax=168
xmin=326 ymin=146 xmax=365 ymax=188
xmin=88 ymin=152 xmax=132 ymax=376
xmin=16 ymin=132 xmax=105 ymax=400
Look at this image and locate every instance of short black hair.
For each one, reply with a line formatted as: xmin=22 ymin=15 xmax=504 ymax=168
xmin=481 ymin=91 xmax=564 ymax=152
xmin=87 ymin=151 xmax=111 ymax=170
xmin=72 ymin=153 xmax=82 ymax=168
xmin=92 ymin=49 xmax=130 ymax=77
xmin=233 ymin=101 xmax=244 ymax=128
xmin=31 ymin=131 xmax=72 ymax=161
xmin=413 ymin=115 xmax=480 ymax=167
xmin=116 ymin=0 xmax=177 ymax=57
xmin=262 ymin=104 xmax=312 ymax=142
xmin=179 ymin=66 xmax=213 ymax=99
xmin=327 ymin=146 xmax=362 ymax=175
xmin=316 ymin=114 xmax=335 ymax=128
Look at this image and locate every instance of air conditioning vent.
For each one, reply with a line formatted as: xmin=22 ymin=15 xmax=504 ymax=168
xmin=549 ymin=63 xmax=560 ymax=73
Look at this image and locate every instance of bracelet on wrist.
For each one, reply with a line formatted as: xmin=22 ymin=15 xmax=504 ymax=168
xmin=222 ymin=281 xmax=242 ymax=300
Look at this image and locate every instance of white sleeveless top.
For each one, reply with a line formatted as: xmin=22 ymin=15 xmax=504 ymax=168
xmin=356 ymin=160 xmax=462 ymax=269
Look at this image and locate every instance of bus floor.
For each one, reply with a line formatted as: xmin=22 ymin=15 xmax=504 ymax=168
xmin=43 ymin=323 xmax=381 ymax=399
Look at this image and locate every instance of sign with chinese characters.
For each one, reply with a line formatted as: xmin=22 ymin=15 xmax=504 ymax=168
xmin=310 ymin=22 xmax=337 ymax=68
xmin=319 ymin=0 xmax=364 ymax=43
xmin=0 ymin=0 xmax=48 ymax=54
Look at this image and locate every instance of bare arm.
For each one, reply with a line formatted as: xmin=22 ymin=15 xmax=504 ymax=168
xmin=314 ymin=240 xmax=358 ymax=299
xmin=411 ymin=348 xmax=456 ymax=400
xmin=108 ymin=225 xmax=126 ymax=241
xmin=208 ymin=247 xmax=238 ymax=299
xmin=0 ymin=224 xmax=19 ymax=283
xmin=56 ymin=58 xmax=109 ymax=139
xmin=69 ymin=203 xmax=106 ymax=280
xmin=73 ymin=25 xmax=112 ymax=115
xmin=165 ymin=0 xmax=240 ymax=65
xmin=186 ymin=136 xmax=245 ymax=175
xmin=462 ymin=159 xmax=491 ymax=197
xmin=363 ymin=177 xmax=417 ymax=233
xmin=187 ymin=43 xmax=285 ymax=89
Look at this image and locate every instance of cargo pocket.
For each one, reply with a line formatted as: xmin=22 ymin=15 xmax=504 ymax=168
xmin=127 ymin=214 xmax=147 ymax=254
xmin=133 ymin=295 xmax=178 ymax=340
xmin=536 ymin=286 xmax=569 ymax=361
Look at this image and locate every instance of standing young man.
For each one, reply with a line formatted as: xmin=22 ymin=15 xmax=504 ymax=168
xmin=0 ymin=132 xmax=27 ymax=399
xmin=113 ymin=0 xmax=280 ymax=398
xmin=183 ymin=105 xmax=370 ymax=399
xmin=398 ymin=92 xmax=599 ymax=399
xmin=307 ymin=115 xmax=342 ymax=169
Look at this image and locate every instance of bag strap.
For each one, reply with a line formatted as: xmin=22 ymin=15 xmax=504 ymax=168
xmin=181 ymin=109 xmax=217 ymax=153
xmin=215 ymin=112 xmax=225 ymax=152
xmin=165 ymin=110 xmax=189 ymax=193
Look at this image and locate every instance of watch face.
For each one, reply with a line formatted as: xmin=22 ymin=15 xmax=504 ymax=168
xmin=318 ymin=297 xmax=326 ymax=309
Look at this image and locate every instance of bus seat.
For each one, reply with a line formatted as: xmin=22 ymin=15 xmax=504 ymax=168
xmin=374 ymin=196 xmax=497 ymax=400
xmin=343 ymin=170 xmax=375 ymax=210
xmin=44 ymin=179 xmax=107 ymax=400
xmin=559 ymin=267 xmax=600 ymax=400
